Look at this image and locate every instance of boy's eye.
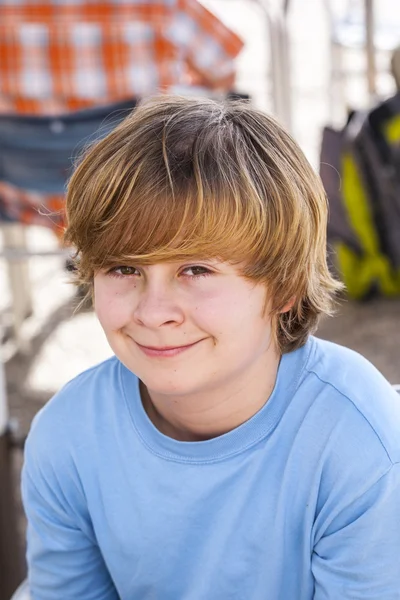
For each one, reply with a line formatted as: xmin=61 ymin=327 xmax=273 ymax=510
xmin=110 ymin=266 xmax=139 ymax=277
xmin=106 ymin=265 xmax=212 ymax=279
xmin=182 ymin=266 xmax=212 ymax=277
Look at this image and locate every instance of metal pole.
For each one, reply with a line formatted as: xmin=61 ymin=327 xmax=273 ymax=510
xmin=365 ymin=0 xmax=376 ymax=100
xmin=0 ymin=359 xmax=25 ymax=600
xmin=264 ymin=0 xmax=293 ymax=133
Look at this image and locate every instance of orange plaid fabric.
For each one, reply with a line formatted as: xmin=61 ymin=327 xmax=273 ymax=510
xmin=0 ymin=0 xmax=243 ymax=229
xmin=0 ymin=180 xmax=65 ymax=230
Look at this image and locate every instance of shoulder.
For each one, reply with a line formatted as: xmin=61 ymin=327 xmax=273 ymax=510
xmin=25 ymin=356 xmax=133 ymax=464
xmin=35 ymin=354 xmax=122 ymax=413
xmin=302 ymin=336 xmax=400 ymax=465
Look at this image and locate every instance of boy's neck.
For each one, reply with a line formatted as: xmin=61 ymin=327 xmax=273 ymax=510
xmin=139 ymin=351 xmax=281 ymax=442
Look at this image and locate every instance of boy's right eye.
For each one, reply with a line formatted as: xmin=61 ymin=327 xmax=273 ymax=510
xmin=108 ymin=266 xmax=139 ymax=277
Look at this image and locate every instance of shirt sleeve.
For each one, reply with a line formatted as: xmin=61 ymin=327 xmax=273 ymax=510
xmin=166 ymin=0 xmax=244 ymax=84
xmin=312 ymin=462 xmax=400 ymax=599
xmin=21 ymin=421 xmax=119 ymax=600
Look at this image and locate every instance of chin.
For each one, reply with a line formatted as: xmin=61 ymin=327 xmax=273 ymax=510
xmin=140 ymin=371 xmax=203 ymax=398
xmin=144 ymin=378 xmax=195 ymax=397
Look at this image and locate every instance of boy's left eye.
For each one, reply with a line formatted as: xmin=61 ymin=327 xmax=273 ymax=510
xmin=181 ymin=266 xmax=212 ymax=277
xmin=109 ymin=265 xmax=139 ymax=277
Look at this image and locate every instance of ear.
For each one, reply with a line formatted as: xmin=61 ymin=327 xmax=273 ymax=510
xmin=279 ymin=297 xmax=296 ymax=314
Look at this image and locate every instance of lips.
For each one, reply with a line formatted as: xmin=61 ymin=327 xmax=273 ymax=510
xmin=139 ymin=344 xmax=191 ymax=351
xmin=135 ymin=339 xmax=203 ymax=357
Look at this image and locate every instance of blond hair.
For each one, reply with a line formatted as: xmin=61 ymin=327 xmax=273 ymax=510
xmin=65 ymin=95 xmax=343 ymax=353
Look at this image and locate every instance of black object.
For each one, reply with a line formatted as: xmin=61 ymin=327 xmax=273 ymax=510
xmin=226 ymin=91 xmax=251 ymax=102
xmin=0 ymin=428 xmax=25 ymax=600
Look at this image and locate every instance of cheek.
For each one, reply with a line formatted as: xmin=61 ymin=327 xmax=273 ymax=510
xmin=221 ymin=293 xmax=270 ymax=348
xmin=191 ymin=291 xmax=234 ymax=329
xmin=94 ymin=281 xmax=130 ymax=330
xmin=193 ymin=289 xmax=262 ymax=337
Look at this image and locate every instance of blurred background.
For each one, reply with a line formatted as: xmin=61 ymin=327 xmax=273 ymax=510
xmin=1 ymin=0 xmax=400 ymax=598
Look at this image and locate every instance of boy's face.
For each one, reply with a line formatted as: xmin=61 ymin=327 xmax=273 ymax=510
xmin=94 ymin=260 xmax=278 ymax=399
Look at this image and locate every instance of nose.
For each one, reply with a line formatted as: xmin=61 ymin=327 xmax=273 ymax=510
xmin=133 ymin=280 xmax=184 ymax=329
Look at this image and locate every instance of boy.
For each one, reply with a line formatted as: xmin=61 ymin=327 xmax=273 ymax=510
xmin=22 ymin=96 xmax=400 ymax=599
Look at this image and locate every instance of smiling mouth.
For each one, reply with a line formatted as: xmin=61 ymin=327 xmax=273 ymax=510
xmin=135 ymin=339 xmax=203 ymax=357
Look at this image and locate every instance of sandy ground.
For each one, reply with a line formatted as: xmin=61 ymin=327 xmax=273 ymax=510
xmin=2 ymin=0 xmax=400 ymax=583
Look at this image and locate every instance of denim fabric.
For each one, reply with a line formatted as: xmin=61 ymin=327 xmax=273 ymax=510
xmin=0 ymin=98 xmax=137 ymax=194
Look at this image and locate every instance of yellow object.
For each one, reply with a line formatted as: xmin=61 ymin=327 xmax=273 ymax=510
xmin=335 ymin=148 xmax=400 ymax=298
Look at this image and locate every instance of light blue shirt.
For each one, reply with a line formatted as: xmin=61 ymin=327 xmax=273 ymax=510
xmin=22 ymin=337 xmax=400 ymax=599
